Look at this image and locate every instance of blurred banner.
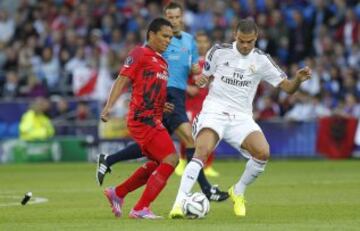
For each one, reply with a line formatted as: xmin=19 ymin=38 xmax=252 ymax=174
xmin=0 ymin=138 xmax=88 ymax=163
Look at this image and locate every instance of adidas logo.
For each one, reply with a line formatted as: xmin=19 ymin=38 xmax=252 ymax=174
xmin=99 ymin=164 xmax=108 ymax=174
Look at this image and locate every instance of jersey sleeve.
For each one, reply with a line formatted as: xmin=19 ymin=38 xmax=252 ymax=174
xmin=202 ymin=44 xmax=219 ymax=77
xmin=260 ymin=54 xmax=287 ymax=87
xmin=119 ymin=47 xmax=144 ymax=80
xmin=191 ymin=37 xmax=199 ymax=65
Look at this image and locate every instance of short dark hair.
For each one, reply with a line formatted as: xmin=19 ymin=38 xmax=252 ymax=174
xmin=146 ymin=17 xmax=172 ymax=40
xmin=164 ymin=1 xmax=183 ymax=13
xmin=236 ymin=18 xmax=258 ymax=34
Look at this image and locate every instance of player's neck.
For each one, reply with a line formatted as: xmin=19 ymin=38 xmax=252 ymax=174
xmin=146 ymin=43 xmax=160 ymax=53
xmin=173 ymin=31 xmax=182 ymax=38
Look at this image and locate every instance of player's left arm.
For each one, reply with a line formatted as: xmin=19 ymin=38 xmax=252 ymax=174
xmin=279 ymin=66 xmax=312 ymax=94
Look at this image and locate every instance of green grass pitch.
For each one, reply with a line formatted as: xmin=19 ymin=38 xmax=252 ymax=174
xmin=0 ymin=160 xmax=359 ymax=231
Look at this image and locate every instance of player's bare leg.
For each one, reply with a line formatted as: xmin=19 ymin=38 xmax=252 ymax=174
xmin=170 ymin=128 xmax=218 ymax=218
xmin=174 ymin=123 xmax=193 ymax=176
xmin=229 ymin=131 xmax=270 ymax=217
xmin=175 ymin=123 xmax=228 ymax=201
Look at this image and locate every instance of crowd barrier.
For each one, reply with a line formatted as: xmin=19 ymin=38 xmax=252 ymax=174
xmin=1 ymin=100 xmax=358 ymax=162
xmin=0 ymin=121 xmax=325 ymax=163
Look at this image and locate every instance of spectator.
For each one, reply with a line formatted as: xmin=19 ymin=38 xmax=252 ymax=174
xmin=0 ymin=9 xmax=15 ymax=44
xmin=36 ymin=47 xmax=60 ymax=92
xmin=52 ymin=97 xmax=74 ymax=121
xmin=285 ymin=91 xmax=314 ymax=121
xmin=256 ymin=95 xmax=280 ymax=121
xmin=1 ymin=70 xmax=20 ymax=99
xmin=343 ymin=93 xmax=360 ymax=118
xmin=310 ymin=94 xmax=332 ymax=119
xmin=20 ymin=74 xmax=48 ymax=98
xmin=76 ymin=101 xmax=94 ymax=121
xmin=19 ymin=97 xmax=54 ymax=141
xmin=335 ymin=8 xmax=359 ymax=51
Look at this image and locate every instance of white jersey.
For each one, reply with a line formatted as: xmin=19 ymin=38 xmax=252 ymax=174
xmin=202 ymin=42 xmax=287 ymax=116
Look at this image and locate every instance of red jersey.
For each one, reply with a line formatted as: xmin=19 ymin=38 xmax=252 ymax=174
xmin=185 ymin=57 xmax=208 ymax=116
xmin=119 ymin=45 xmax=169 ymax=128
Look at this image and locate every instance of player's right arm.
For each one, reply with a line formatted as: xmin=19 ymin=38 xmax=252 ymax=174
xmin=101 ymin=75 xmax=130 ymax=122
xmin=101 ymin=47 xmax=142 ymax=122
xmin=196 ymin=44 xmax=219 ymax=88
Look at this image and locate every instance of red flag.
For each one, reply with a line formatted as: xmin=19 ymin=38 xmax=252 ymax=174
xmin=316 ymin=116 xmax=358 ymax=159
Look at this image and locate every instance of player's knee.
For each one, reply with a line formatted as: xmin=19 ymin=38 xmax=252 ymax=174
xmin=251 ymin=143 xmax=270 ymax=161
xmin=143 ymin=161 xmax=158 ymax=170
xmin=162 ymin=153 xmax=179 ymax=167
xmin=183 ymin=134 xmax=194 ymax=147
xmin=255 ymin=146 xmax=270 ymax=161
xmin=193 ymin=144 xmax=210 ymax=163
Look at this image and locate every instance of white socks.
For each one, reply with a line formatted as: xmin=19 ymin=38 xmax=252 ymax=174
xmin=234 ymin=157 xmax=267 ymax=196
xmin=173 ymin=158 xmax=203 ymax=206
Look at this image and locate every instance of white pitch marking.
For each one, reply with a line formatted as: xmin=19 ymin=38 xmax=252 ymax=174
xmin=0 ymin=195 xmax=48 ymax=207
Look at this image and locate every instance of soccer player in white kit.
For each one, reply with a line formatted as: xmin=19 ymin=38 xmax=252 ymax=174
xmin=169 ymin=18 xmax=312 ymax=218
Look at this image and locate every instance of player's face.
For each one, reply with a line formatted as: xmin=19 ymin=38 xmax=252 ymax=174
xmin=149 ymin=25 xmax=173 ymax=53
xmin=196 ymin=35 xmax=211 ymax=57
xmin=235 ymin=31 xmax=257 ymax=56
xmin=165 ymin=8 xmax=183 ymax=35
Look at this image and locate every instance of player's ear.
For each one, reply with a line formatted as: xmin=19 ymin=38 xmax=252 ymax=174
xmin=254 ymin=32 xmax=259 ymax=42
xmin=233 ymin=30 xmax=237 ymax=40
xmin=148 ymin=31 xmax=155 ymax=41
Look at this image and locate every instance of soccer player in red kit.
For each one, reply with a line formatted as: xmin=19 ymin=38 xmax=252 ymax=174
xmin=100 ymin=18 xmax=177 ymax=219
xmin=176 ymin=32 xmax=220 ymax=177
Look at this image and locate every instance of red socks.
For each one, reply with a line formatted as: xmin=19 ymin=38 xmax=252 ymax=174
xmin=133 ymin=163 xmax=174 ymax=210
xmin=115 ymin=161 xmax=158 ymax=198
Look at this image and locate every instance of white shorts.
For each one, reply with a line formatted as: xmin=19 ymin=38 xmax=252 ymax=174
xmin=192 ymin=112 xmax=262 ymax=158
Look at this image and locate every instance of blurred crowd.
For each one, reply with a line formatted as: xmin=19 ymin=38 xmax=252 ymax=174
xmin=0 ymin=0 xmax=359 ymax=122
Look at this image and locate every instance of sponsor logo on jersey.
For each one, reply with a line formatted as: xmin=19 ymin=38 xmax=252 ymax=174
xmin=233 ymin=72 xmax=243 ymax=80
xmin=156 ymin=71 xmax=168 ymax=81
xmin=221 ymin=76 xmax=251 ymax=87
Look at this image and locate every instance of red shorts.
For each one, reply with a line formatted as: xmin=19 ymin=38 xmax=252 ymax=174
xmin=128 ymin=121 xmax=176 ymax=162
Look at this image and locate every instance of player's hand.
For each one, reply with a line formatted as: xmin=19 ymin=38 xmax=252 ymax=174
xmin=187 ymin=85 xmax=200 ymax=97
xmin=100 ymin=107 xmax=111 ymax=122
xmin=296 ymin=66 xmax=312 ymax=82
xmin=164 ymin=102 xmax=174 ymax=113
xmin=196 ymin=76 xmax=209 ymax=88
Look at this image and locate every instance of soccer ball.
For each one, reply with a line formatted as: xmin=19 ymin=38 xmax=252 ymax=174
xmin=183 ymin=192 xmax=210 ymax=219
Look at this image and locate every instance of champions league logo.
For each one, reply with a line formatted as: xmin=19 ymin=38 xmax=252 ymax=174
xmin=124 ymin=56 xmax=133 ymax=67
xmin=204 ymin=61 xmax=210 ymax=71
